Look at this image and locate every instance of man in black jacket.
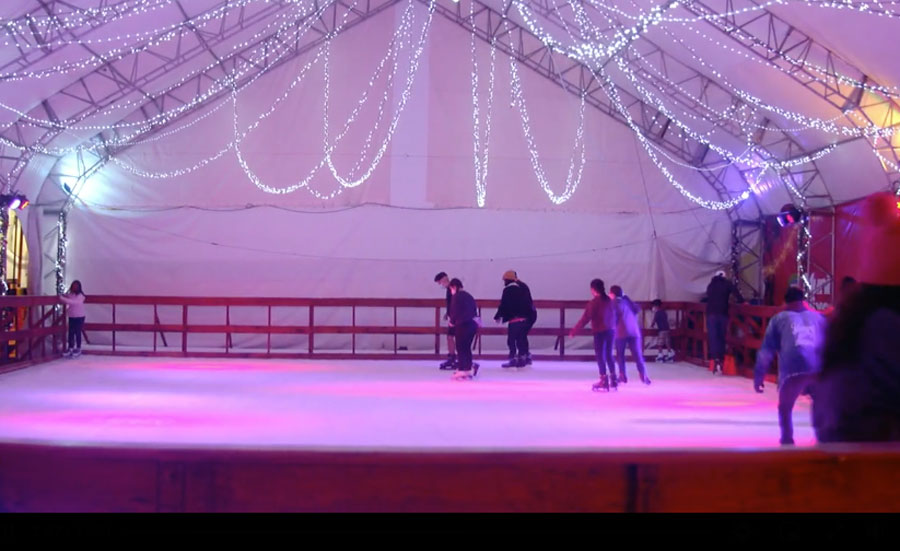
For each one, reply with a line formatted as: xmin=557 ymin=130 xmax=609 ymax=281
xmin=448 ymin=278 xmax=480 ymax=380
xmin=706 ymin=270 xmax=744 ymax=374
xmin=434 ymin=272 xmax=457 ymax=370
xmin=494 ymin=270 xmax=533 ymax=368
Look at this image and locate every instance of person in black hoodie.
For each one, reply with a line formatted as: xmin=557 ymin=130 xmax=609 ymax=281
xmin=434 ymin=272 xmax=457 ymax=370
xmin=494 ymin=270 xmax=533 ymax=368
xmin=706 ymin=270 xmax=744 ymax=375
xmin=448 ymin=278 xmax=480 ymax=380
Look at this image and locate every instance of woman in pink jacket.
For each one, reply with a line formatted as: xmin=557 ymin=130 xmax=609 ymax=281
xmin=58 ymin=280 xmax=86 ymax=358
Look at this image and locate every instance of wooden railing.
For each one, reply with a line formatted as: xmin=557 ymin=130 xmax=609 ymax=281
xmin=0 ymin=295 xmax=785 ymax=374
xmin=676 ymin=302 xmax=783 ymax=378
xmin=0 ymin=295 xmax=68 ymax=371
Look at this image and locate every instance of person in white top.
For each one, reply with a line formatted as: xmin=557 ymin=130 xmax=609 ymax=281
xmin=58 ymin=280 xmax=86 ymax=358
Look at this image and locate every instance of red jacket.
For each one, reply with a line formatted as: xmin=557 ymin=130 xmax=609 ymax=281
xmin=573 ymin=295 xmax=616 ymax=334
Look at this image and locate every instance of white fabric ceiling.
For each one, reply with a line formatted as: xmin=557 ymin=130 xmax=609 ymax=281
xmin=1 ymin=0 xmax=896 ymax=300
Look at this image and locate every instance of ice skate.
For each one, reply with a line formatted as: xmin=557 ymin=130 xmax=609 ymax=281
xmin=591 ymin=375 xmax=612 ymax=392
xmin=452 ymin=370 xmax=473 ymax=381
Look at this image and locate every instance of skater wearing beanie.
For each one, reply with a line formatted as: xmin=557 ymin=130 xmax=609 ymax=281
xmin=754 ymin=287 xmax=827 ymax=445
xmin=494 ymin=270 xmax=533 ymax=368
xmin=569 ymin=279 xmax=618 ymax=392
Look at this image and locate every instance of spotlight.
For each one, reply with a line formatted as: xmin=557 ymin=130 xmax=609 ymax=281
xmin=0 ymin=194 xmax=28 ymax=210
xmin=776 ymin=203 xmax=803 ymax=227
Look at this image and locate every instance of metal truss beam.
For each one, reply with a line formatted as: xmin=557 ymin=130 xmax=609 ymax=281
xmin=0 ymin=0 xmax=308 ymax=191
xmin=679 ymin=0 xmax=900 ymax=192
xmin=521 ymin=0 xmax=831 ymax=206
xmin=517 ymin=0 xmax=831 ymax=298
xmin=0 ymin=0 xmax=155 ymax=77
xmin=100 ymin=0 xmax=403 ymax=151
xmin=433 ymin=0 xmax=740 ymax=175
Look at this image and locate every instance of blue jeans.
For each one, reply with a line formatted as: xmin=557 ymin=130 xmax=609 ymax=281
xmin=616 ymin=336 xmax=648 ymax=380
xmin=707 ymin=314 xmax=728 ymax=361
xmin=592 ymin=330 xmax=615 ymax=377
xmin=779 ymin=373 xmax=816 ymax=444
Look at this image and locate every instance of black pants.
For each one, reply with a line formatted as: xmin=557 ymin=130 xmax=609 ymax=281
xmin=455 ymin=320 xmax=478 ymax=372
xmin=525 ymin=312 xmax=537 ymax=355
xmin=616 ymin=336 xmax=648 ymax=379
xmin=507 ymin=320 xmax=530 ymax=358
xmin=68 ymin=317 xmax=85 ymax=350
xmin=707 ymin=314 xmax=728 ymax=361
xmin=592 ymin=330 xmax=616 ymax=377
xmin=779 ymin=373 xmax=816 ymax=444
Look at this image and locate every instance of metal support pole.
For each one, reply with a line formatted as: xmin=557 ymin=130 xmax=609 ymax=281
xmin=0 ymin=208 xmax=8 ymax=295
xmin=56 ymin=209 xmax=67 ymax=295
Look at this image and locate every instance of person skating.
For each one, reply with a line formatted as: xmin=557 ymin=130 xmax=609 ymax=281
xmin=448 ymin=278 xmax=480 ymax=380
xmin=494 ymin=270 xmax=533 ymax=369
xmin=568 ymin=279 xmax=618 ymax=392
xmin=434 ymin=272 xmax=458 ymax=370
xmin=754 ymin=287 xmax=827 ymax=445
xmin=611 ymin=285 xmax=651 ymax=385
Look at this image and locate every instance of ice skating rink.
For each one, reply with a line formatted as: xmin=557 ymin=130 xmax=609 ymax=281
xmin=0 ymin=356 xmax=813 ymax=450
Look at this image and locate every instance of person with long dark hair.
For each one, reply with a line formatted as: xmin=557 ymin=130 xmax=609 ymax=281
xmin=813 ymin=193 xmax=900 ymax=442
xmin=58 ymin=280 xmax=86 ymax=358
xmin=448 ymin=278 xmax=480 ymax=381
xmin=753 ymin=287 xmax=827 ymax=445
xmin=610 ymin=285 xmax=651 ymax=385
xmin=568 ymin=279 xmax=617 ymax=392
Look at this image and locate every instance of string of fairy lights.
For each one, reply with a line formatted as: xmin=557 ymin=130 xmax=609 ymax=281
xmin=1 ymin=0 xmax=898 ymax=207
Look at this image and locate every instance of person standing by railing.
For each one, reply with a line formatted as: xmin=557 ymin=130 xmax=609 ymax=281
xmin=58 ymin=280 xmax=86 ymax=359
xmin=610 ymin=286 xmax=651 ymax=386
xmin=753 ymin=287 xmax=826 ymax=446
xmin=651 ymin=299 xmax=674 ymax=363
xmin=705 ymin=270 xmax=744 ymax=375
xmin=568 ymin=279 xmax=618 ymax=392
xmin=448 ymin=278 xmax=479 ymax=381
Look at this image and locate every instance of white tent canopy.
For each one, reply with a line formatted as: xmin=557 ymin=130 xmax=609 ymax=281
xmin=1 ymin=0 xmax=896 ymax=303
